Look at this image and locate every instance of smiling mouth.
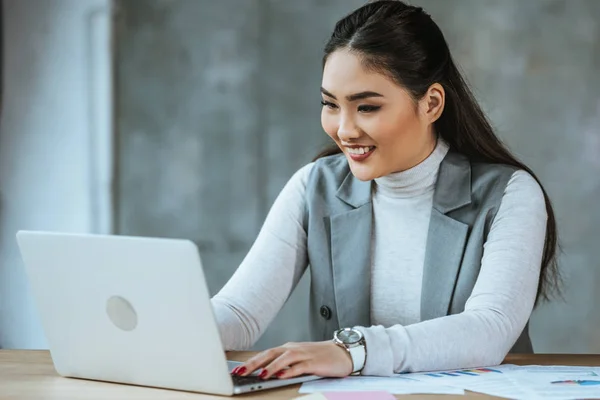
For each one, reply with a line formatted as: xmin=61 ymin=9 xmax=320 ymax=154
xmin=346 ymin=146 xmax=376 ymax=155
xmin=345 ymin=146 xmax=376 ymax=161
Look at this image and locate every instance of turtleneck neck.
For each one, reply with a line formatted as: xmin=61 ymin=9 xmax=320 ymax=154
xmin=374 ymin=138 xmax=450 ymax=198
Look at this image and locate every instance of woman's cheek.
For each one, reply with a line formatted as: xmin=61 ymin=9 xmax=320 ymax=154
xmin=321 ymin=112 xmax=339 ymax=142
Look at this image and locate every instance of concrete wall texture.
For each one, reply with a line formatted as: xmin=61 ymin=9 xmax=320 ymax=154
xmin=114 ymin=0 xmax=600 ymax=353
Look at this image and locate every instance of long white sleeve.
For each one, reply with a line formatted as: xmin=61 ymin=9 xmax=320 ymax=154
xmin=211 ymin=143 xmax=547 ymax=375
xmin=355 ymin=170 xmax=548 ymax=375
xmin=210 ymin=163 xmax=314 ymax=350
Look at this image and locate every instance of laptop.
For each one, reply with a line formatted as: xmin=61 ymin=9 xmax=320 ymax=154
xmin=16 ymin=230 xmax=322 ymax=395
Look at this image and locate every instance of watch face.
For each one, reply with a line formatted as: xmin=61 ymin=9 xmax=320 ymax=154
xmin=338 ymin=329 xmax=362 ymax=344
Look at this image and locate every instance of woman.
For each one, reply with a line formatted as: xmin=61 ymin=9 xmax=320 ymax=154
xmin=210 ymin=0 xmax=560 ymax=380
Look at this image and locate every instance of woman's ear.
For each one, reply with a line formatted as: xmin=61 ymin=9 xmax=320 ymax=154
xmin=419 ymin=83 xmax=445 ymax=124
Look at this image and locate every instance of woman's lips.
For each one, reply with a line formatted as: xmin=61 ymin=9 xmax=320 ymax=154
xmin=346 ymin=146 xmax=376 ymax=162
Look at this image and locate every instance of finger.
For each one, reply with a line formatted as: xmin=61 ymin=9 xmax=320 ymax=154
xmin=238 ymin=348 xmax=284 ymax=376
xmin=275 ymin=361 xmax=312 ymax=380
xmin=261 ymin=348 xmax=309 ymax=379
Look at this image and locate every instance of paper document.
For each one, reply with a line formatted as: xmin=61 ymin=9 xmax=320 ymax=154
xmin=299 ymin=375 xmax=464 ymax=395
xmin=293 ymin=395 xmax=328 ymax=400
xmin=299 ymin=364 xmax=600 ymax=399
xmin=403 ymin=364 xmax=600 ymax=400
xmin=505 ymin=365 xmax=600 ymax=400
xmin=401 ymin=364 xmax=529 ymax=399
xmin=294 ymin=392 xmax=396 ymax=400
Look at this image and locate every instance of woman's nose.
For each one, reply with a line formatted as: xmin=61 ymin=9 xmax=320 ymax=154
xmin=337 ymin=117 xmax=361 ymax=142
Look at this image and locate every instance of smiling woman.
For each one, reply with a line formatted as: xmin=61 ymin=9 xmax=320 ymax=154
xmin=210 ymin=0 xmax=560 ymax=382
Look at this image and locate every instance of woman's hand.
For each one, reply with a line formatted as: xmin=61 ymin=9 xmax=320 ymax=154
xmin=231 ymin=341 xmax=354 ymax=380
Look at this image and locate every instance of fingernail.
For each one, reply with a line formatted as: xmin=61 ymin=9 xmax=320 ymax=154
xmin=275 ymin=371 xmax=285 ymax=378
xmin=231 ymin=367 xmax=239 ymax=375
xmin=238 ymin=367 xmax=247 ymax=375
xmin=259 ymin=369 xmax=268 ymax=379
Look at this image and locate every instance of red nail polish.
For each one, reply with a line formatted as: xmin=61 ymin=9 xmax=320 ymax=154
xmin=231 ymin=367 xmax=239 ymax=375
xmin=259 ymin=370 xmax=268 ymax=379
xmin=238 ymin=367 xmax=246 ymax=375
xmin=275 ymin=371 xmax=285 ymax=378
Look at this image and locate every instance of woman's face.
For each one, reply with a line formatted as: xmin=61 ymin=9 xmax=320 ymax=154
xmin=320 ymin=49 xmax=443 ymax=181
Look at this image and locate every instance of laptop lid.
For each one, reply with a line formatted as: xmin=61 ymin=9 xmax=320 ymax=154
xmin=16 ymin=230 xmax=235 ymax=396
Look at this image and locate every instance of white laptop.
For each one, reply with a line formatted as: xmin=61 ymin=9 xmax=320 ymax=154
xmin=16 ymin=230 xmax=321 ymax=395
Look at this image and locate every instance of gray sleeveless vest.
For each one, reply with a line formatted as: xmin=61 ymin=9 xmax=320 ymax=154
xmin=303 ymin=150 xmax=533 ymax=354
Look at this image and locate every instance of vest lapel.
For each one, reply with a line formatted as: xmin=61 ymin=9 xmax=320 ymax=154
xmin=331 ymin=171 xmax=373 ymax=329
xmin=421 ymin=151 xmax=472 ymax=320
xmin=329 ymin=152 xmax=472 ymax=326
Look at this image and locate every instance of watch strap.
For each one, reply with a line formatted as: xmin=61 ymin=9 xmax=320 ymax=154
xmin=349 ymin=342 xmax=366 ymax=373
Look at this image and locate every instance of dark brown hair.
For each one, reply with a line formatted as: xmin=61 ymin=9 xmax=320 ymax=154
xmin=316 ymin=0 xmax=561 ymax=304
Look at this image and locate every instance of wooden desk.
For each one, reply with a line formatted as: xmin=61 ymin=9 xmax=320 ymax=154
xmin=1 ymin=350 xmax=599 ymax=399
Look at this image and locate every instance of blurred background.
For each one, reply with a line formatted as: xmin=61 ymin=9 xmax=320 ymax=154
xmin=0 ymin=0 xmax=598 ymax=353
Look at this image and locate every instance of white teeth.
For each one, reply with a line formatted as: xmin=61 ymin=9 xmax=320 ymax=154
xmin=347 ymin=146 xmax=373 ymax=155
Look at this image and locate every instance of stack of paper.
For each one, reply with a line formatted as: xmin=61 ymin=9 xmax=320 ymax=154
xmin=300 ymin=364 xmax=600 ymax=400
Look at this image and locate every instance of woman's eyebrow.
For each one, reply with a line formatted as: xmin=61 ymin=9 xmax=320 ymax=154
xmin=321 ymin=87 xmax=384 ymax=102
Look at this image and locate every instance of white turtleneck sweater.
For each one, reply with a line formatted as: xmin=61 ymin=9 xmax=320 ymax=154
xmin=210 ymin=140 xmax=547 ymax=375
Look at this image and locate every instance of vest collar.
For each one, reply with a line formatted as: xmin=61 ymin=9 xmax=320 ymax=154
xmin=330 ymin=150 xmax=473 ymax=330
xmin=335 ymin=150 xmax=472 ymax=214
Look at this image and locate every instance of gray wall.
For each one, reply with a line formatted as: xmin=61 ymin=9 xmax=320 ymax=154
xmin=114 ymin=0 xmax=600 ymax=353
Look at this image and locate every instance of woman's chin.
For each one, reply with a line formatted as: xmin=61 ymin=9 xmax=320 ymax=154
xmin=348 ymin=163 xmax=379 ymax=181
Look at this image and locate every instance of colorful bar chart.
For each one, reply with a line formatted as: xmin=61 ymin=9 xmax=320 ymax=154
xmin=425 ymin=367 xmax=502 ymax=378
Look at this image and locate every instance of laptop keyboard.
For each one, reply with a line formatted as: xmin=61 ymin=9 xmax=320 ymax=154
xmin=231 ymin=373 xmax=272 ymax=386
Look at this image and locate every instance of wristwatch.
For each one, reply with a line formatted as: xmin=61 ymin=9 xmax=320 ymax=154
xmin=333 ymin=328 xmax=367 ymax=375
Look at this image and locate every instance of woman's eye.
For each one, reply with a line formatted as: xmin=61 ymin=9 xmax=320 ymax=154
xmin=321 ymin=100 xmax=338 ymax=109
xmin=358 ymin=105 xmax=381 ymax=113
